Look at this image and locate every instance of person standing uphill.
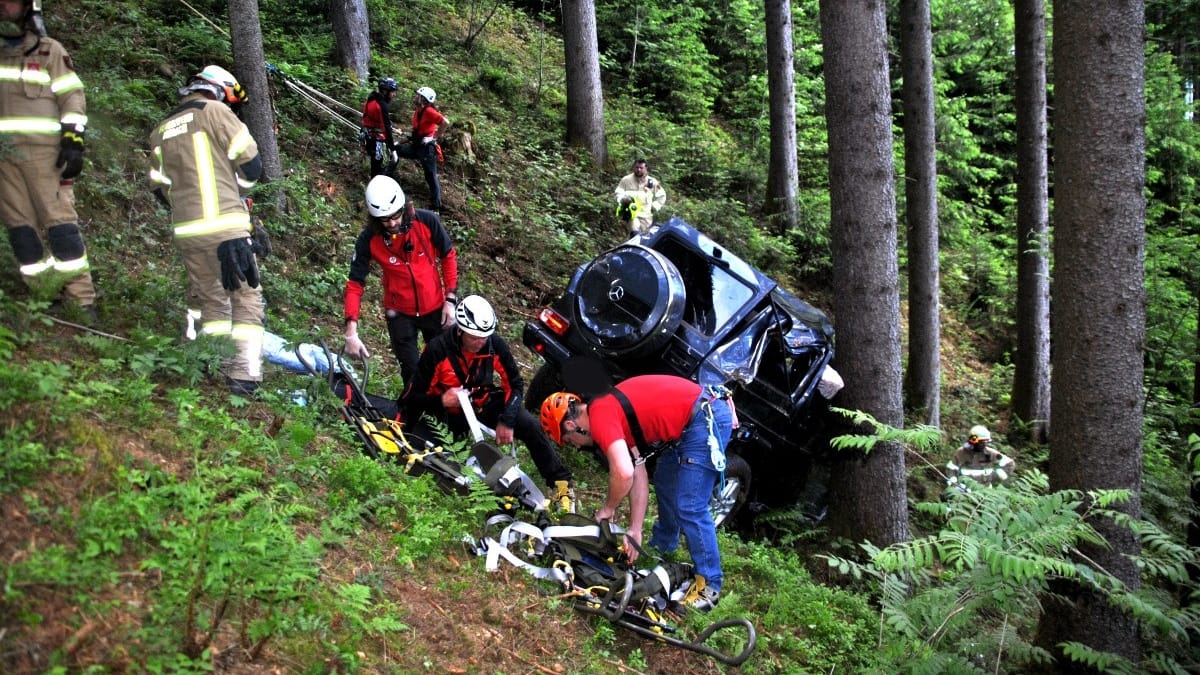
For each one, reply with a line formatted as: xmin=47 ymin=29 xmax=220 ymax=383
xmin=362 ymin=77 xmax=400 ymax=178
xmin=393 ymin=86 xmax=449 ymax=211
xmin=148 ymin=65 xmax=264 ymax=396
xmin=0 ymin=0 xmax=97 ymax=321
xmin=540 ymin=374 xmax=734 ymax=612
xmin=613 ymin=158 xmax=666 ymax=236
xmin=342 ymin=175 xmax=457 ymax=386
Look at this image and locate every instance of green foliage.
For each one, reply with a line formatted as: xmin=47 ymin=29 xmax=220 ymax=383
xmin=596 ymin=2 xmax=718 ymax=122
xmin=829 ymin=407 xmax=944 ymax=455
xmin=139 ymin=460 xmax=324 ymax=659
xmin=332 ymin=583 xmax=410 ymax=635
xmin=0 ymin=423 xmax=57 ymax=494
xmin=724 ymin=537 xmax=878 ymax=673
xmin=3 ymin=0 xmax=1195 ymax=671
xmin=821 ymin=470 xmax=1199 ymax=673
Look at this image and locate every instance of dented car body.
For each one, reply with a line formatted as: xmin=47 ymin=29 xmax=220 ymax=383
xmin=523 ymin=217 xmax=836 ymax=525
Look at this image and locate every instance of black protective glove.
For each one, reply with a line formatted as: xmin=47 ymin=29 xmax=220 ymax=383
xmin=56 ymin=126 xmax=85 ymax=180
xmin=250 ymin=216 xmax=272 ymax=258
xmin=217 ymin=237 xmax=260 ymax=291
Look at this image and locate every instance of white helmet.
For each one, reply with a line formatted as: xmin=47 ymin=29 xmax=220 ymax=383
xmin=416 ymin=86 xmax=436 ymax=104
xmin=195 ymin=65 xmax=246 ymax=104
xmin=455 ymin=295 xmax=496 ymax=337
xmin=365 ymin=175 xmax=405 ymax=218
xmin=968 ymin=425 xmax=991 ymax=443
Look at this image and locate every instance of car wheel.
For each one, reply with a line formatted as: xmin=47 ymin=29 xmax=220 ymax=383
xmin=574 ymin=245 xmax=686 ymax=357
xmin=711 ymin=454 xmax=751 ymax=529
xmin=525 ymin=364 xmax=564 ymax=414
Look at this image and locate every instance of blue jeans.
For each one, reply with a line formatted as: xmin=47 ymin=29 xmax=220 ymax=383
xmin=649 ymin=397 xmax=733 ymax=592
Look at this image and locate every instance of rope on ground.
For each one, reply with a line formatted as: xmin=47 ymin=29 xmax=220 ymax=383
xmin=47 ymin=316 xmax=131 ymax=342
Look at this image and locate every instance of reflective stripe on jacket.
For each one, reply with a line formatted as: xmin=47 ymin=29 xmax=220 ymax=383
xmin=0 ymin=34 xmax=87 ymax=148
xmin=147 ymin=93 xmax=260 ymax=239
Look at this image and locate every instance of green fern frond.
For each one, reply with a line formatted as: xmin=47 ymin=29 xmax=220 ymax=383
xmin=1106 ymin=590 xmax=1186 ymax=638
xmin=934 ymin=531 xmax=979 ymax=570
xmin=874 ymin=539 xmax=939 ymax=572
xmin=1058 ymin=640 xmax=1139 ymax=674
xmin=1088 ymin=488 xmax=1133 ymax=509
xmin=828 ymin=408 xmax=945 ymax=455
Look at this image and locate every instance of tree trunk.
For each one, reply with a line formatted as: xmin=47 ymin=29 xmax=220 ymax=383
xmin=561 ymin=0 xmax=608 ymax=167
xmin=818 ymin=0 xmax=910 ymax=548
xmin=1035 ymin=0 xmax=1146 ymax=667
xmin=898 ymin=0 xmax=940 ymax=428
xmin=1190 ymin=293 xmax=1200 ymax=588
xmin=1011 ymin=0 xmax=1051 ymax=445
xmin=764 ymin=0 xmax=798 ymax=234
xmin=228 ymin=0 xmax=282 ymax=184
xmin=331 ymin=0 xmax=370 ymax=83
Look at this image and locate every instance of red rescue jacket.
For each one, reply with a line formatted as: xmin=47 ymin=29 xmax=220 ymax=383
xmin=343 ymin=209 xmax=457 ymax=321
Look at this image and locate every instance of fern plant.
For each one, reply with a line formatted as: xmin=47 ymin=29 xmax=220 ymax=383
xmin=820 ymin=468 xmax=1199 ymax=673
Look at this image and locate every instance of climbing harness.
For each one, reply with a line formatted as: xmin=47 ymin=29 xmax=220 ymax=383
xmin=468 ymin=513 xmax=757 ymax=666
xmin=294 ymin=342 xmax=757 ymax=664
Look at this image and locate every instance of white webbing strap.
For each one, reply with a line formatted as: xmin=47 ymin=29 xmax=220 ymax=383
xmin=474 ymin=518 xmax=628 ymax=585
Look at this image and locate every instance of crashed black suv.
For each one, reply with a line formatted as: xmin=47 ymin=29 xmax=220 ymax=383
xmin=522 ymin=217 xmax=836 ymax=527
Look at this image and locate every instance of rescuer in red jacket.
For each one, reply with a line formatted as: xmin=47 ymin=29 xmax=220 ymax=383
xmin=342 ymin=175 xmax=457 ymax=385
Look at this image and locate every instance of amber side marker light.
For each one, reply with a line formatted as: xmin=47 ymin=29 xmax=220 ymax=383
xmin=539 ymin=307 xmax=570 ymax=337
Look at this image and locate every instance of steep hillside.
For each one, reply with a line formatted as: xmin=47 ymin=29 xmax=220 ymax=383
xmin=1 ymin=1 xmax=888 ymax=673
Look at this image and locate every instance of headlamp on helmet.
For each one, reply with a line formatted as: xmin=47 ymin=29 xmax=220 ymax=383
xmin=967 ymin=424 xmax=991 ymax=445
xmin=196 ymin=65 xmax=247 ymax=105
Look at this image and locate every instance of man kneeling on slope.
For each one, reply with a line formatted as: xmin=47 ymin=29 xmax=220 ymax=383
xmin=401 ymin=294 xmax=576 ymax=513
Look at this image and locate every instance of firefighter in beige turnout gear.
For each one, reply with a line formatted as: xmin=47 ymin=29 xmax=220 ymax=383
xmin=148 ymin=65 xmax=265 ymax=395
xmin=0 ymin=0 xmax=96 ymax=317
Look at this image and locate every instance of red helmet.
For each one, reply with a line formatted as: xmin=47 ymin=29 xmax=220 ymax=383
xmin=540 ymin=392 xmax=581 ymax=445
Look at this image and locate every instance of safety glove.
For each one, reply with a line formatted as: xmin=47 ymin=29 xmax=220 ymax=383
xmin=217 ymin=237 xmax=260 ymax=291
xmin=56 ymin=125 xmax=85 ymax=179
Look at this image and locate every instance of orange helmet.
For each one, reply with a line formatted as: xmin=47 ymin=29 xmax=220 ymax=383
xmin=540 ymin=392 xmax=581 ymax=444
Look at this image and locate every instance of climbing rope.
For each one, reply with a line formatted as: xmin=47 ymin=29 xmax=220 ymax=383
xmin=266 ymin=64 xmax=361 ymax=132
xmin=177 ymin=0 xmax=363 ymax=133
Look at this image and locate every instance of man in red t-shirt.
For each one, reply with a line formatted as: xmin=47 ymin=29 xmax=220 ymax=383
xmin=394 ymin=86 xmax=450 ymax=211
xmin=540 ymin=374 xmax=734 ymax=612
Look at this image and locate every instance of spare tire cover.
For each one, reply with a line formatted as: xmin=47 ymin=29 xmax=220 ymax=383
xmin=575 ymin=245 xmax=685 ymax=356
